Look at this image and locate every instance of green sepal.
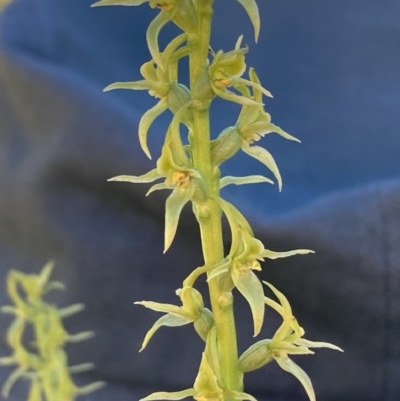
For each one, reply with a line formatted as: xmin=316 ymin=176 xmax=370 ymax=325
xmin=92 ymin=0 xmax=148 ymax=6
xmin=274 ymin=356 xmax=316 ymax=401
xmin=164 ymin=187 xmax=194 ymax=253
xmin=135 ymin=301 xmax=192 ymax=319
xmin=108 ymin=168 xmax=162 ymax=184
xmin=241 ymin=121 xmax=300 ymax=143
xmin=2 ymin=367 xmax=26 ymax=398
xmin=178 ymin=286 xmax=204 ymax=316
xmin=69 ymin=363 xmax=95 ymax=374
xmin=169 ymin=102 xmax=193 ymax=165
xmin=218 ymin=199 xmax=252 ymax=254
xmin=261 ymin=248 xmax=314 ymax=260
xmin=162 ymin=33 xmax=187 ymax=67
xmin=263 ymin=281 xmax=293 ymax=342
xmin=183 ymin=265 xmax=212 ymax=287
xmin=276 ymin=341 xmax=314 ymax=355
xmin=139 ymin=98 xmax=169 ymax=159
xmin=234 ymin=0 xmax=260 ymax=41
xmin=140 ymin=314 xmax=192 ymax=351
xmin=147 ymin=183 xmax=169 ymax=196
xmin=235 ymin=229 xmax=264 ymax=262
xmin=212 ymin=84 xmax=262 ymax=106
xmin=238 ymin=340 xmax=273 ymax=372
xmin=104 ymin=80 xmax=169 ymax=96
xmin=232 ymin=267 xmax=264 ymax=336
xmin=241 ymin=141 xmax=282 ymax=191
xmin=207 ymin=257 xmax=231 ymax=282
xmin=294 ymin=338 xmax=343 ymax=352
xmin=140 ymin=389 xmax=196 ymax=401
xmin=147 ymin=11 xmax=171 ymax=69
xmin=76 ymin=381 xmax=106 ymax=395
xmin=220 ymin=175 xmax=273 ymax=189
xmin=58 ymin=303 xmax=85 ymax=318
xmin=231 ymin=77 xmax=272 ymax=98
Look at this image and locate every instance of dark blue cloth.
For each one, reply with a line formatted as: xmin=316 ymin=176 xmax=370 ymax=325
xmin=0 ymin=0 xmax=399 ymax=400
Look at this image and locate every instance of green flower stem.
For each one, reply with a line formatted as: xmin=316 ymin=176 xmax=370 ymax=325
xmin=188 ymin=1 xmax=242 ymax=392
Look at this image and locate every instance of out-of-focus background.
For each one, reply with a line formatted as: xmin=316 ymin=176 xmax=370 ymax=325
xmin=0 ymin=0 xmax=399 ymax=400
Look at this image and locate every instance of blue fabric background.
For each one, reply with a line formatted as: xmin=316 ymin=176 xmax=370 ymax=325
xmin=0 ymin=0 xmax=399 ymax=400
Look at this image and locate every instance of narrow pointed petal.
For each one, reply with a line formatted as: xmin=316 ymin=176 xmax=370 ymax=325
xmin=183 ymin=265 xmax=211 ymax=287
xmin=140 ymin=314 xmax=192 ymax=351
xmin=264 ymin=297 xmax=284 ymax=316
xmin=0 ymin=357 xmax=17 ymax=366
xmin=147 ymin=11 xmax=170 ymax=69
xmin=38 ymin=260 xmax=55 ymax=287
xmin=135 ymin=301 xmax=190 ymax=318
xmin=275 ymin=341 xmax=314 ymax=355
xmin=207 ymin=258 xmax=231 ymax=281
xmin=232 ymin=77 xmax=272 ymax=98
xmin=67 ymin=331 xmax=94 ymax=343
xmin=139 ymin=98 xmax=168 ymax=159
xmin=241 ymin=143 xmax=282 ymax=191
xmin=232 ymin=268 xmax=264 ymax=336
xmin=212 ymin=84 xmax=262 ymax=106
xmin=218 ymin=198 xmax=253 ymax=239
xmin=263 ymin=281 xmax=293 ymax=342
xmin=220 ymin=175 xmax=273 ymax=189
xmin=58 ymin=303 xmax=85 ymax=318
xmin=294 ymin=338 xmax=344 ymax=352
xmin=275 ymin=357 xmax=316 ymax=401
xmin=235 ymin=0 xmax=260 ymax=41
xmin=104 ymin=80 xmax=167 ymax=94
xmin=108 ymin=168 xmax=162 ymax=184
xmin=69 ymin=363 xmax=95 ymax=374
xmin=164 ymin=189 xmax=192 ymax=253
xmin=92 ymin=0 xmax=147 ymax=6
xmin=261 ymin=249 xmax=314 ymax=260
xmin=141 ymin=389 xmax=196 ymax=401
xmin=169 ymin=102 xmax=193 ymax=165
xmin=241 ymin=122 xmax=300 ymax=143
xmin=77 ymin=382 xmax=106 ymax=395
xmin=2 ymin=367 xmax=26 ymax=397
xmin=147 ymin=183 xmax=169 ymax=196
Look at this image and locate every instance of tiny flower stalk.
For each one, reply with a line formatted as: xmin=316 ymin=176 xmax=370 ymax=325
xmin=93 ymin=1 xmax=342 ymax=401
xmin=0 ymin=261 xmax=104 ymax=401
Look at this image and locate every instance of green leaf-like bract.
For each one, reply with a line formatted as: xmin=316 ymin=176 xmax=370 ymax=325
xmin=235 ymin=0 xmax=260 ymax=41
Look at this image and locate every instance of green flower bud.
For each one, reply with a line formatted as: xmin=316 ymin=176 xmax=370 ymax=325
xmin=167 ymin=83 xmax=191 ymax=115
xmin=211 ymin=127 xmax=242 ymax=166
xmin=194 ymin=308 xmax=214 ymax=341
xmin=238 ymin=340 xmax=273 ymax=372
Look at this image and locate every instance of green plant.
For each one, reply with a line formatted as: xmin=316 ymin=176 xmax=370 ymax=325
xmin=0 ymin=261 xmax=104 ymax=401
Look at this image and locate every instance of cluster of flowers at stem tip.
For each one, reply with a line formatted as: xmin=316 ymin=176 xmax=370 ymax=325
xmin=0 ymin=261 xmax=104 ymax=401
xmin=91 ymin=0 xmax=343 ymax=400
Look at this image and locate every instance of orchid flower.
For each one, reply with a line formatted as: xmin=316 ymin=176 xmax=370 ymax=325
xmin=239 ymin=282 xmax=343 ymax=401
xmin=207 ymin=199 xmax=313 ymax=337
